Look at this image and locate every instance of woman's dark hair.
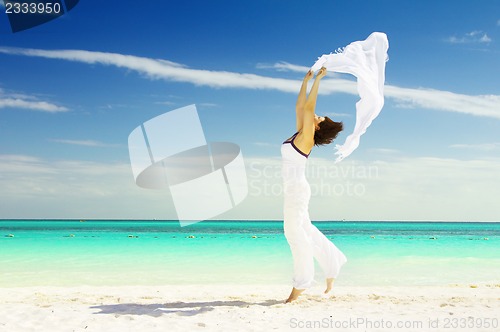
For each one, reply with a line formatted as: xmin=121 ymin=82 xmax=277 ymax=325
xmin=314 ymin=116 xmax=343 ymax=146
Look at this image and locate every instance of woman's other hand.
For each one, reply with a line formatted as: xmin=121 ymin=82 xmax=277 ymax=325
xmin=316 ymin=67 xmax=327 ymax=79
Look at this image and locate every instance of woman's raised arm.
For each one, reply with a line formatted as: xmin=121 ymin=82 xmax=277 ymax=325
xmin=295 ymin=70 xmax=313 ymax=132
xmin=301 ymin=68 xmax=327 ymax=141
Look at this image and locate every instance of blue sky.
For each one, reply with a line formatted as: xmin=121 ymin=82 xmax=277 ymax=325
xmin=0 ymin=1 xmax=499 ymax=221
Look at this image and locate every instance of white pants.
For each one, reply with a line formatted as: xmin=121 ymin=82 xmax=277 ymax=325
xmin=284 ymin=206 xmax=347 ymax=289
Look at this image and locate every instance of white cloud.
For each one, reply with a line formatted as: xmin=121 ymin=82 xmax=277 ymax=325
xmin=0 ymin=47 xmax=299 ymax=91
xmin=0 ymin=154 xmax=170 ymax=219
xmin=98 ymin=103 xmax=134 ymax=110
xmin=0 ymin=154 xmax=121 ymax=177
xmin=256 ymin=61 xmax=310 ymax=73
xmin=234 ymin=155 xmax=500 ymax=221
xmin=198 ymin=102 xmax=218 ymax=108
xmin=361 ymin=156 xmax=500 ymax=221
xmin=446 ymin=30 xmax=492 ymax=44
xmin=0 ymin=154 xmax=499 ymax=220
xmin=0 ymin=98 xmax=68 ymax=112
xmin=479 ymin=34 xmax=492 ymax=43
xmin=0 ymin=1 xmax=4 ymax=8
xmin=257 ymin=61 xmax=349 ymax=81
xmin=0 ymin=88 xmax=68 ymax=112
xmin=154 ymin=101 xmax=176 ymax=106
xmin=368 ymin=148 xmax=400 ymax=154
xmin=384 ymin=85 xmax=500 ymax=119
xmin=49 ymin=139 xmax=122 ymax=148
xmin=0 ymin=47 xmax=499 ymax=119
xmin=450 ymin=142 xmax=500 ymax=151
xmin=253 ymin=142 xmax=276 ymax=147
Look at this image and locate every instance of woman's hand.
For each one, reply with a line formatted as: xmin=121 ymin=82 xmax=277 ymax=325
xmin=304 ymin=70 xmax=313 ymax=82
xmin=316 ymin=67 xmax=327 ymax=79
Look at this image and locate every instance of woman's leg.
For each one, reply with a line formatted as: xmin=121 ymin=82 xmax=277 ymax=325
xmin=302 ymin=217 xmax=347 ymax=280
xmin=283 ymin=209 xmax=315 ymax=290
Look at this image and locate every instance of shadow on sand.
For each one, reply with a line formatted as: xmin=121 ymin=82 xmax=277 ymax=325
xmin=90 ymin=299 xmax=283 ymax=317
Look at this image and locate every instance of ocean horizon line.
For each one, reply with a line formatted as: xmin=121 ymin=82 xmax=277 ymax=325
xmin=1 ymin=219 xmax=498 ymax=223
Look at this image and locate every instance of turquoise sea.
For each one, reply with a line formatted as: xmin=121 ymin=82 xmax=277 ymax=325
xmin=1 ymin=220 xmax=499 ymax=287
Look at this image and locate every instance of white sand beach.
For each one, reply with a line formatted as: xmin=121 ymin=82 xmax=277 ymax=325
xmin=1 ymin=283 xmax=498 ymax=332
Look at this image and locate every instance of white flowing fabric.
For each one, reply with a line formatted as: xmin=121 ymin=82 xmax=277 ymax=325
xmin=310 ymin=32 xmax=389 ymax=163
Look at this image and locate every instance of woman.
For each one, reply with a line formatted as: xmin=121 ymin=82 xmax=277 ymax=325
xmin=282 ymin=67 xmax=347 ymax=303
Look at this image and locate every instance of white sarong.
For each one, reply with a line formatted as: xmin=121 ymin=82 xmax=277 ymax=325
xmin=310 ymin=32 xmax=389 ymax=162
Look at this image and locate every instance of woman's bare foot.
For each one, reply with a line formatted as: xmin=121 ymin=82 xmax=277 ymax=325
xmin=285 ymin=287 xmax=305 ymax=303
xmin=324 ymin=278 xmax=335 ymax=294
